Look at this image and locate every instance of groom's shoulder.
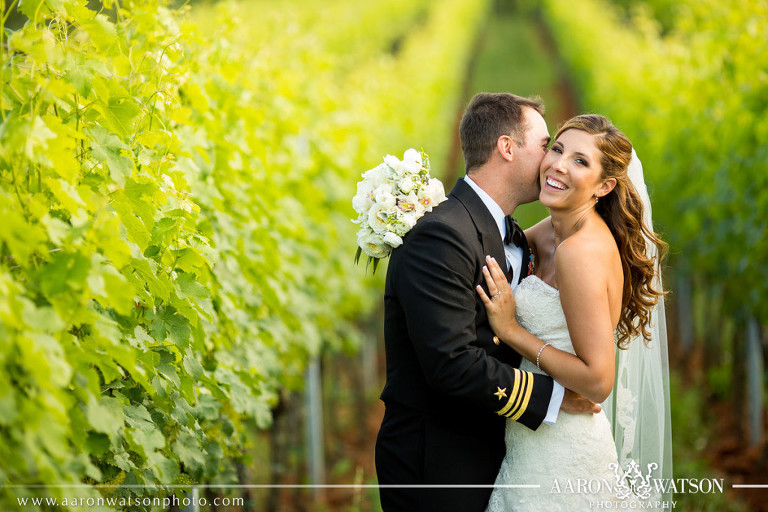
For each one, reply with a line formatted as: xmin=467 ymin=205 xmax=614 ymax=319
xmin=388 ymin=198 xmax=476 ymax=279
xmin=411 ymin=196 xmax=473 ymax=235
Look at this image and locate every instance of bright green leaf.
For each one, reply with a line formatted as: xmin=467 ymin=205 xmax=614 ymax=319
xmin=87 ymin=396 xmax=125 ymax=442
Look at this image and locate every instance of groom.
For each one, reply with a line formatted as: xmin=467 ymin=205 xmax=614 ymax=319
xmin=375 ymin=93 xmax=599 ymax=512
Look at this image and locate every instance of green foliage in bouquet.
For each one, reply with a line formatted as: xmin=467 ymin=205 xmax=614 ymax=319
xmin=0 ymin=0 xmax=489 ymax=507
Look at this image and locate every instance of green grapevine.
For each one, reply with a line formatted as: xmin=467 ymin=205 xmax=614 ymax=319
xmin=0 ymin=0 xmax=489 ymax=508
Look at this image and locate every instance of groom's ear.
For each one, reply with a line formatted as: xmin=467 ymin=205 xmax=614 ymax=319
xmin=497 ymin=135 xmax=516 ymax=163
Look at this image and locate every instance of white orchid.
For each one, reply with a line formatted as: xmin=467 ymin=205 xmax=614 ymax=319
xmin=396 ymin=191 xmax=420 ymax=213
xmin=420 ymin=178 xmax=447 ymax=212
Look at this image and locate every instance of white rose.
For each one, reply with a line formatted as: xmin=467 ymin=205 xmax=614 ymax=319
xmin=403 ymin=160 xmax=421 ymax=174
xmin=357 ymin=179 xmax=373 ymax=197
xmin=427 ymin=178 xmax=446 ymax=200
xmin=374 ymin=183 xmax=397 ymax=209
xmin=359 ymin=230 xmax=391 ymax=259
xmin=383 ymin=232 xmax=403 ymax=248
xmin=353 ymin=180 xmax=375 ymax=212
xmin=352 ymin=192 xmax=372 ymax=214
xmin=399 ymin=149 xmax=422 ymax=174
xmin=385 ymin=152 xmax=420 ymax=177
xmin=383 ymin=154 xmax=400 ymax=172
xmin=403 ymin=148 xmax=422 ymax=167
xmin=368 ymin=203 xmax=395 ymax=233
xmin=363 ymin=163 xmax=390 ymax=188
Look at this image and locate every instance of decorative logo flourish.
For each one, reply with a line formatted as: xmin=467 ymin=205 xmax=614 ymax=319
xmin=608 ymin=459 xmax=658 ymax=500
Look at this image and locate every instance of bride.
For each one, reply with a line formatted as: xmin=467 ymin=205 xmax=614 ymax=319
xmin=477 ymin=115 xmax=671 ymax=510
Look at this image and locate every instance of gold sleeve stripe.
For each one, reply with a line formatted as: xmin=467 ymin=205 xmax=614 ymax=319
xmin=505 ymin=371 xmax=528 ymax=418
xmin=495 ymin=370 xmax=520 ymax=416
xmin=496 ymin=369 xmax=521 ymax=416
xmin=509 ymin=371 xmax=535 ymax=421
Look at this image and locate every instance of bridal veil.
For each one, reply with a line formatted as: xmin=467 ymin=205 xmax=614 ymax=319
xmin=601 ymin=149 xmax=673 ymax=497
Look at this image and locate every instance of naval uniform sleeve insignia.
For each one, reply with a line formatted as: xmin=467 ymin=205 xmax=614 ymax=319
xmin=495 ymin=369 xmax=535 ymax=420
xmin=496 ymin=369 xmax=522 ymax=416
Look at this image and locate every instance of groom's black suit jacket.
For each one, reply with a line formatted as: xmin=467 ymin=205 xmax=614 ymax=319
xmin=375 ymin=179 xmax=555 ymax=512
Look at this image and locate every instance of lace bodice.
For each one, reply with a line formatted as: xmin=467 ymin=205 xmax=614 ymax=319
xmin=514 ymin=275 xmax=575 ymax=367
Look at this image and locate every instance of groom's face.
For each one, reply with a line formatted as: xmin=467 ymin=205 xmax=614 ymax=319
xmin=514 ymin=108 xmax=551 ymax=203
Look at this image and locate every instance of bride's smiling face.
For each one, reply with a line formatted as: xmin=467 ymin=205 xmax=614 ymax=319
xmin=539 ymin=129 xmax=610 ymax=209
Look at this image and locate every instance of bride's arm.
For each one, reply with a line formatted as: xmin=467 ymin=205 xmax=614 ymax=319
xmin=477 ymin=241 xmax=617 ymax=404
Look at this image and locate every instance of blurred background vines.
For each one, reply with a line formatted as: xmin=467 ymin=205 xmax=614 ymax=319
xmin=1 ymin=0 xmax=765 ymax=511
xmin=0 ymin=0 xmax=488 ymax=510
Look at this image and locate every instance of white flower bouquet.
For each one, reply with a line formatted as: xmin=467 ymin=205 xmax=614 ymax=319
xmin=352 ymin=148 xmax=448 ymax=273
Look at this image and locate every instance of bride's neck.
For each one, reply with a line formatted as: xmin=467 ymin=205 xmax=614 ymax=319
xmin=549 ymin=203 xmax=597 ymax=247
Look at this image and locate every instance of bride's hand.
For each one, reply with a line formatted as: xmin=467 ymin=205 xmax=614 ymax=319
xmin=476 ymin=255 xmax=521 ymax=346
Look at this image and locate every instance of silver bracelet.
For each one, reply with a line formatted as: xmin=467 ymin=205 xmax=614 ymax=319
xmin=536 ymin=342 xmax=552 ymax=370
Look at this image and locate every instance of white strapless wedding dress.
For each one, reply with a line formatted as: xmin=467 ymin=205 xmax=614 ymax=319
xmin=486 ymin=275 xmax=624 ymax=511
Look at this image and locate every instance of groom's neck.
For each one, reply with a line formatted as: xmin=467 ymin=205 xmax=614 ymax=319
xmin=467 ymin=169 xmax=519 ymax=216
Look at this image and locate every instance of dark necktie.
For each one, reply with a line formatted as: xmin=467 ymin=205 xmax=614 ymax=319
xmin=504 ymin=215 xmax=524 ymax=246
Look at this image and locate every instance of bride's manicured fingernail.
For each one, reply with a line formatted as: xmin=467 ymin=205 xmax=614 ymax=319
xmin=483 ymin=265 xmax=488 ymax=272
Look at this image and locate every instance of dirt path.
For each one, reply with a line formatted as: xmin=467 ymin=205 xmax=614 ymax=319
xmin=442 ymin=6 xmax=580 ymax=187
xmin=530 ymin=11 xmax=579 ymax=123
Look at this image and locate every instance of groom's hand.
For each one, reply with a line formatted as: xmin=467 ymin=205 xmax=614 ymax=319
xmin=560 ymin=388 xmax=601 ymax=414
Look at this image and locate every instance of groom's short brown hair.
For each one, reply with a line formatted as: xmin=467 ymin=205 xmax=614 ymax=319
xmin=460 ymin=92 xmax=544 ymax=173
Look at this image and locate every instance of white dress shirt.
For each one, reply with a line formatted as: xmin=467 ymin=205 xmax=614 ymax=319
xmin=464 ymin=175 xmax=563 ymax=425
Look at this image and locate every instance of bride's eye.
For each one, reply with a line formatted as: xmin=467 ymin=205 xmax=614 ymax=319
xmin=576 ymin=158 xmax=588 ymax=166
xmin=551 ymin=146 xmax=562 ymax=154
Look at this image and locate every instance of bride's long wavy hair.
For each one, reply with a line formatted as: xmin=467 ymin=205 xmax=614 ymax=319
xmin=555 ymin=115 xmax=667 ymax=348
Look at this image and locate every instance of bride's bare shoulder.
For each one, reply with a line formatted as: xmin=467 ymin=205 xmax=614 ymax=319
xmin=554 ymin=227 xmax=619 ymax=281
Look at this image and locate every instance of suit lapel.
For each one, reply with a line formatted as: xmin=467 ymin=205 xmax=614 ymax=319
xmin=448 ymin=179 xmax=512 ymax=283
